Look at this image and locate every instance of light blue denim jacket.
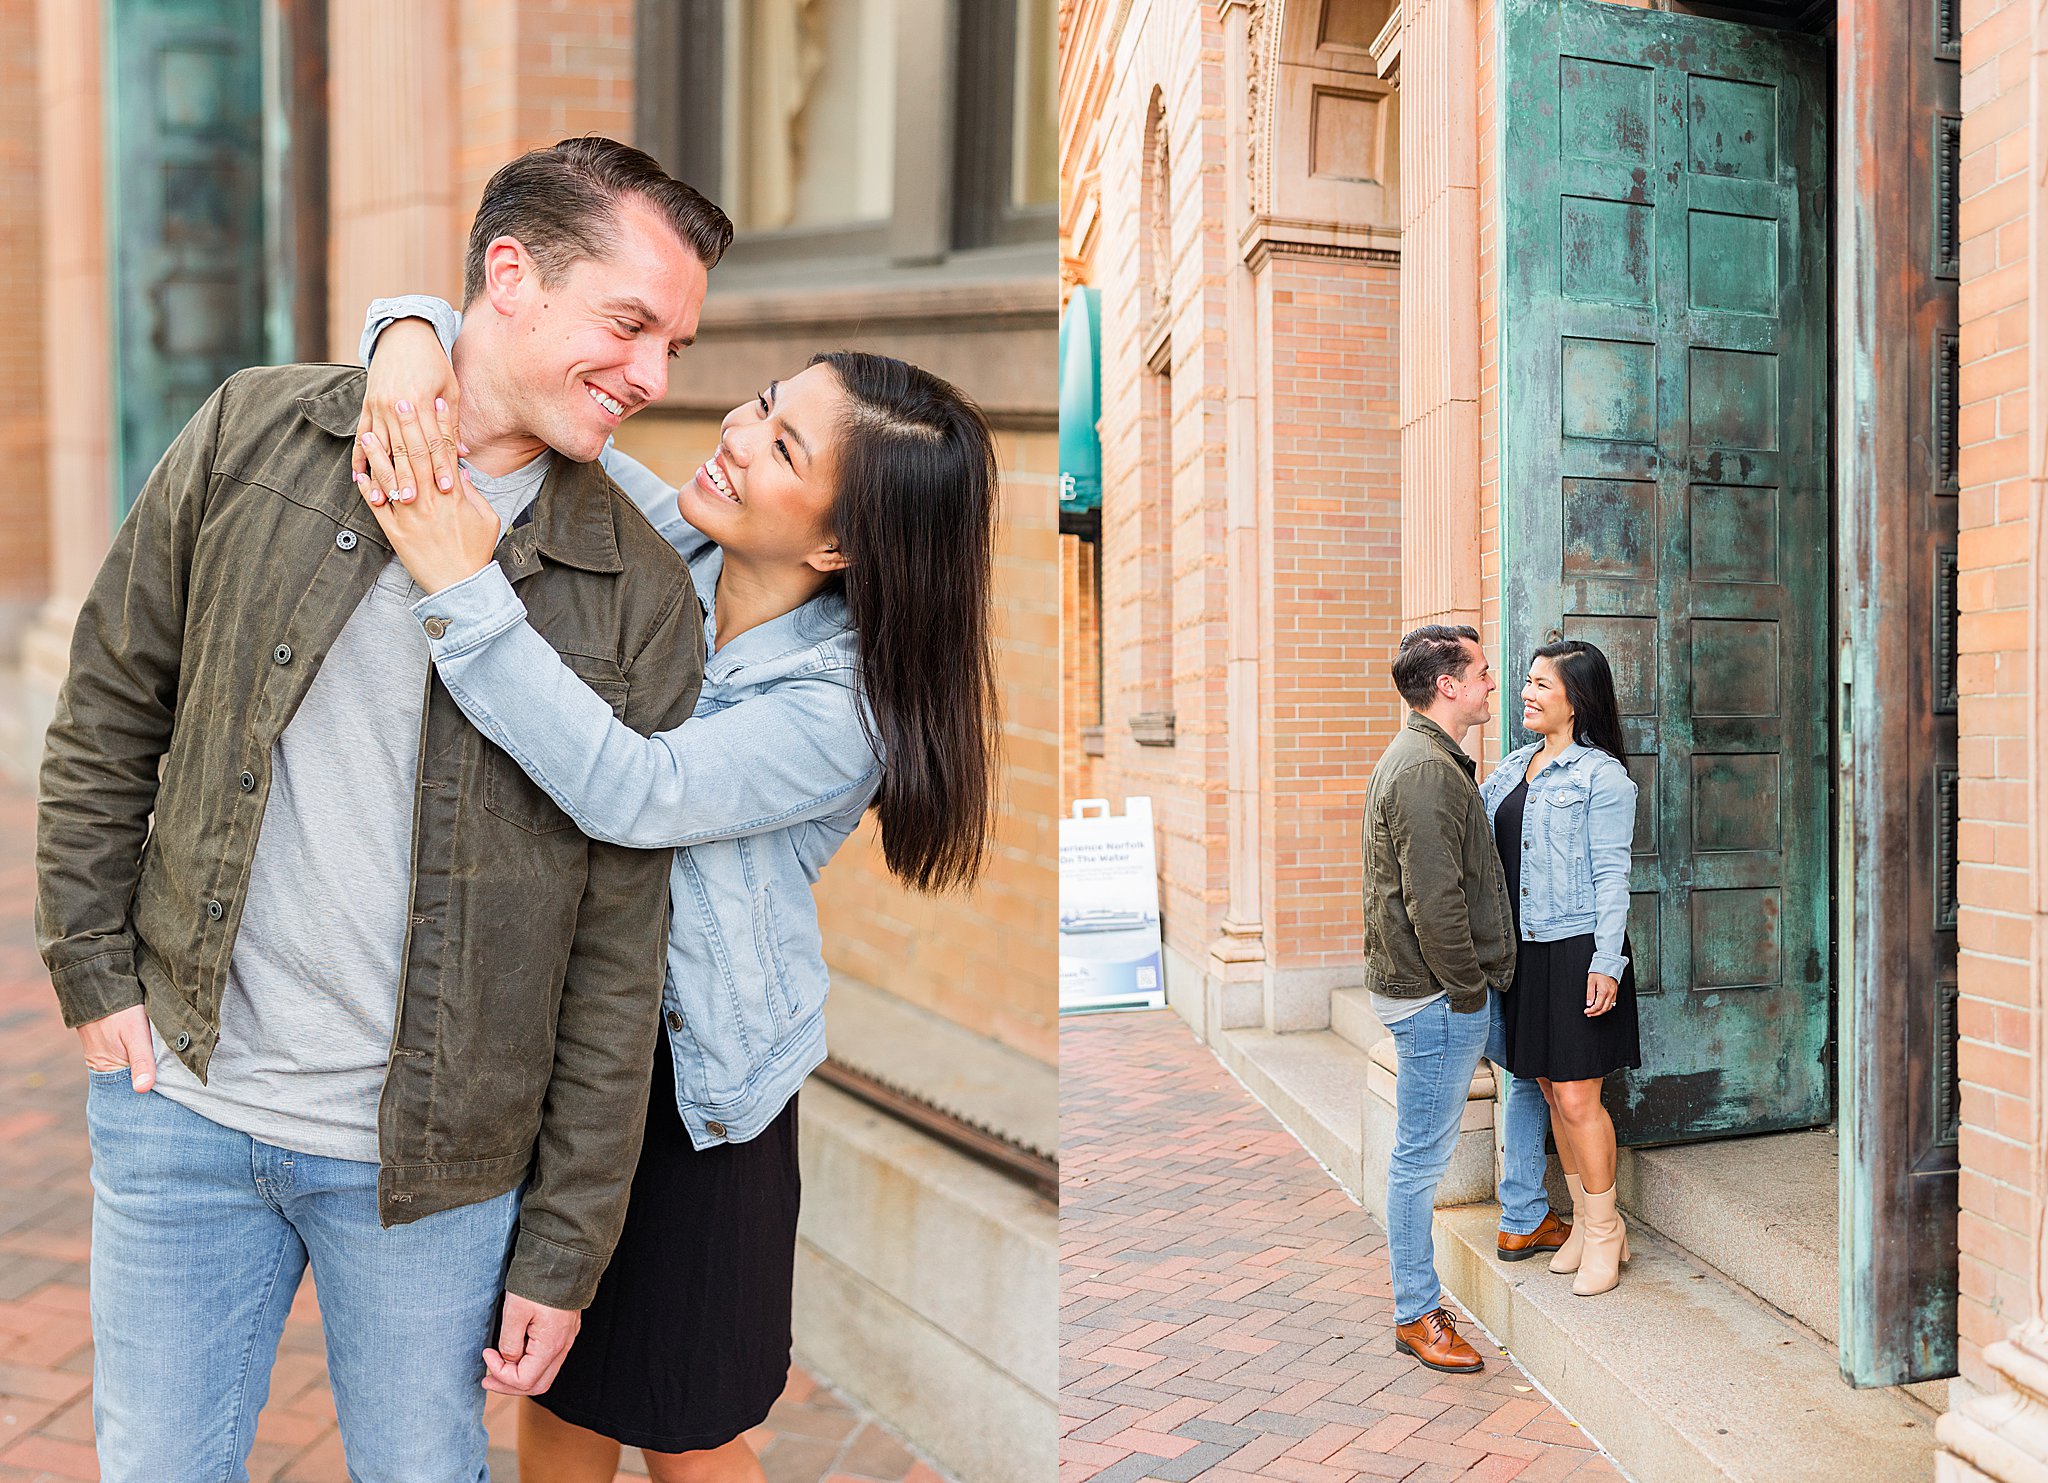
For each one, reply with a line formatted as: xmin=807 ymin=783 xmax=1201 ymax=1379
xmin=1477 ymin=741 xmax=1635 ymax=981
xmin=364 ymin=297 xmax=881 ymax=1150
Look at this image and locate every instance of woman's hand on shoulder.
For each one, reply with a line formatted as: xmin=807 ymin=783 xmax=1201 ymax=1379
xmin=354 ymin=317 xmax=464 ymax=498
xmin=355 ymin=404 xmax=502 ymax=596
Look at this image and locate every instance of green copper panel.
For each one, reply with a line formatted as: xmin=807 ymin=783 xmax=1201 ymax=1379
xmin=105 ymin=0 xmax=268 ymax=518
xmin=1500 ymin=0 xmax=1830 ymax=1145
xmin=1688 ymin=211 xmax=1777 ymax=315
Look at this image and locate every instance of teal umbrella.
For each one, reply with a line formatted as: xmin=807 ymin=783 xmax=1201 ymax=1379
xmin=1059 ymin=287 xmax=1102 ymax=518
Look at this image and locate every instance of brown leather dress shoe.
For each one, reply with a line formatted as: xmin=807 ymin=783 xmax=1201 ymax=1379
xmin=1393 ymin=1307 xmax=1485 ymax=1373
xmin=1496 ymin=1211 xmax=1572 ymax=1263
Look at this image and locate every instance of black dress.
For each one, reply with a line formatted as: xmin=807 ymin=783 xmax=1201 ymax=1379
xmin=533 ymin=1040 xmax=802 ymax=1453
xmin=1495 ymin=776 xmax=1642 ymax=1082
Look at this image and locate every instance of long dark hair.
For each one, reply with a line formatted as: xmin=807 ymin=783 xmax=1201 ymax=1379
xmin=1530 ymin=638 xmax=1627 ymax=764
xmin=811 ymin=350 xmax=1001 ymax=894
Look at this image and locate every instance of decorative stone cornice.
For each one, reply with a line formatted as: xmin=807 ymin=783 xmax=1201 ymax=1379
xmin=1371 ymin=3 xmax=1403 ymax=83
xmin=1240 ymin=216 xmax=1402 ymax=270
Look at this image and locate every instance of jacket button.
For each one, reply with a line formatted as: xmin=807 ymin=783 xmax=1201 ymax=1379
xmin=335 ymin=530 xmax=358 ymax=551
xmin=422 ymin=617 xmax=449 ymax=640
xmin=273 ymin=644 xmax=292 ymax=665
xmin=705 ymin=1120 xmax=727 ymax=1138
xmin=205 ymin=899 xmax=224 ymax=920
xmin=239 ymin=771 xmax=256 ymax=793
xmin=174 ymin=1032 xmax=191 ymax=1052
xmin=1521 ymin=887 xmax=1530 ymax=896
xmin=666 ymin=1009 xmax=683 ymax=1032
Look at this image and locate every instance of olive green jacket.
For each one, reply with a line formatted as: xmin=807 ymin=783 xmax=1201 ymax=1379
xmin=35 ymin=364 xmax=704 ymax=1309
xmin=1360 ymin=712 xmax=1516 ymax=1014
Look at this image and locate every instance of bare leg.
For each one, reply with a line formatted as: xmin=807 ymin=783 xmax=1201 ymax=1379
xmin=1548 ymin=1078 xmax=1615 ymax=1193
xmin=518 ymin=1398 xmax=624 ymax=1483
xmin=1537 ymin=1079 xmax=1580 ymax=1177
xmin=644 ymin=1437 xmax=769 ymax=1483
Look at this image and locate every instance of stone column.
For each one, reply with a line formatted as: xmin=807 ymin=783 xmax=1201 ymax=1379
xmin=16 ymin=0 xmax=116 ymax=769
xmin=1210 ymin=0 xmax=1272 ymax=1032
xmin=326 ymin=0 xmax=461 ymax=359
xmin=1395 ymin=0 xmax=1483 ymax=638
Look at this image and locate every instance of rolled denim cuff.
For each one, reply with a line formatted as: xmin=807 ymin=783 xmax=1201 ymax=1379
xmin=410 ymin=564 xmax=527 ymax=658
xmin=360 ymin=294 xmax=461 ymax=365
xmin=1589 ymin=949 xmax=1630 ymax=981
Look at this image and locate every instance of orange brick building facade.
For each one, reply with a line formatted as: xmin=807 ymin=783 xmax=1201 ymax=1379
xmin=1065 ymin=0 xmax=2048 ymax=1477
xmin=1061 ymin=0 xmax=1406 ymax=1035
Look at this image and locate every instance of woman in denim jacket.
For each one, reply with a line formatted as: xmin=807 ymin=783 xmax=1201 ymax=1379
xmin=353 ymin=298 xmax=998 ymax=1482
xmin=1477 ymin=639 xmax=1641 ymax=1297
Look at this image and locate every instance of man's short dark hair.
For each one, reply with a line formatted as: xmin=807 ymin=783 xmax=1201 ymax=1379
xmin=462 ymin=136 xmax=735 ymax=304
xmin=1392 ymin=624 xmax=1482 ymax=709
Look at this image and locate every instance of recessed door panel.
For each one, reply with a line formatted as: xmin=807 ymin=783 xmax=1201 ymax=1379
xmin=1502 ymin=0 xmax=1830 ymax=1143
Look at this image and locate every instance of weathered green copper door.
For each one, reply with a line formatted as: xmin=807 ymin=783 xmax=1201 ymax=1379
xmin=106 ymin=0 xmax=268 ymax=516
xmin=1500 ymin=0 xmax=1829 ymax=1143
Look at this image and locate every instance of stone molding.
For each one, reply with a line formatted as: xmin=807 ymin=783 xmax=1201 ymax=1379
xmin=1242 ymin=224 xmax=1401 ymax=269
xmin=1938 ymin=1329 xmax=2048 ymax=1483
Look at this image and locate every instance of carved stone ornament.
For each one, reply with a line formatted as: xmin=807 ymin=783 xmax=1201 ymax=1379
xmin=1246 ymin=0 xmax=1271 ymax=211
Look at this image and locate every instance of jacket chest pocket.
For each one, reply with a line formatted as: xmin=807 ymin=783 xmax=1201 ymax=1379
xmin=1542 ymin=787 xmax=1590 ymax=905
xmin=483 ymin=672 xmax=630 ymax=836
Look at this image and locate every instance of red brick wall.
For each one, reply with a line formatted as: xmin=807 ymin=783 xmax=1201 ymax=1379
xmin=1953 ymin=0 xmax=2042 ymax=1391
xmin=1261 ymin=254 xmax=1404 ymax=972
xmin=0 ymin=0 xmax=47 ymax=607
xmin=455 ymin=0 xmax=635 ymax=222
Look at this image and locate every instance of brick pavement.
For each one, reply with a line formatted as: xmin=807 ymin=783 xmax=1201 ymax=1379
xmin=1060 ymin=1010 xmax=1626 ymax=1483
xmin=0 ymin=780 xmax=941 ymax=1483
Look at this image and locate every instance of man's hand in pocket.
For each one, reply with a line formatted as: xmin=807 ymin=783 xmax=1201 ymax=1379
xmin=77 ymin=1004 xmax=156 ymax=1092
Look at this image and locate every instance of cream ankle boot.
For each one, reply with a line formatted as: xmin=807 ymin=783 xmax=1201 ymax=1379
xmin=1548 ymin=1173 xmax=1587 ymax=1274
xmin=1571 ymin=1183 xmax=1629 ymax=1296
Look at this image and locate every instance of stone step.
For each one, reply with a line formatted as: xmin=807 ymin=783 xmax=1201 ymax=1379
xmin=1434 ymin=1201 xmax=1938 ymax=1483
xmin=1615 ymin=1131 xmax=1839 ymax=1345
xmin=1211 ymin=1028 xmax=1371 ymax=1201
xmin=1329 ymin=985 xmax=1385 ymax=1054
xmin=1219 ymin=1026 xmax=1497 ymax=1229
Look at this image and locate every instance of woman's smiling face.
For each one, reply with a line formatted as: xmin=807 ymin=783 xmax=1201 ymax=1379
xmin=680 ymin=363 xmax=850 ymax=571
xmin=1522 ymin=655 xmax=1575 ymax=738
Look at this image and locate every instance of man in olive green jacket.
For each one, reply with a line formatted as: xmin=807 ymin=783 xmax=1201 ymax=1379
xmin=37 ymin=139 xmax=723 ymax=1480
xmin=1362 ymin=625 xmax=1564 ymax=1376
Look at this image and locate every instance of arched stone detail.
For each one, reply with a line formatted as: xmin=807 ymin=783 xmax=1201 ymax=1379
xmin=1243 ymin=0 xmax=1401 ymax=261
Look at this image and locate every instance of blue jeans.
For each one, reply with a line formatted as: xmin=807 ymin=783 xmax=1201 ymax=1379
xmin=1385 ymin=995 xmax=1491 ymax=1324
xmin=1385 ymin=991 xmax=1553 ymax=1324
xmin=1489 ymin=992 xmax=1553 ymax=1236
xmin=85 ymin=1073 xmax=521 ymax=1482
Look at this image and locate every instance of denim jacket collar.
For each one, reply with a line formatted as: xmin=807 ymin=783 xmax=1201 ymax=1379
xmin=1505 ymin=736 xmax=1598 ymax=783
xmin=687 ymin=538 xmax=857 ymax=688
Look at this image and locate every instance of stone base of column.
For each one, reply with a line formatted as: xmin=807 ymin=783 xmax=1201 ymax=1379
xmin=1202 ymin=918 xmax=1266 ymax=1039
xmin=1937 ymin=1331 xmax=2048 ymax=1483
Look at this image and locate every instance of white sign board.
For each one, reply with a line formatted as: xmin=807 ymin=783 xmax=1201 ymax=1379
xmin=1059 ymin=797 xmax=1166 ymax=1013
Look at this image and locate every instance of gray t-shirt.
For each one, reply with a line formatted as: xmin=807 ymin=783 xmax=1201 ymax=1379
xmin=1369 ymin=989 xmax=1446 ymax=1028
xmin=152 ymin=456 xmax=552 ymax=1160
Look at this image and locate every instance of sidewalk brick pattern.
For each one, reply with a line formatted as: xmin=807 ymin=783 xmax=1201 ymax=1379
xmin=0 ymin=781 xmax=942 ymax=1483
xmin=1060 ymin=1010 xmax=1625 ymax=1483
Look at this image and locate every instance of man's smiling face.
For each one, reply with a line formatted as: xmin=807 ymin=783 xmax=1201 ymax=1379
xmin=495 ymin=194 xmax=709 ymax=462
